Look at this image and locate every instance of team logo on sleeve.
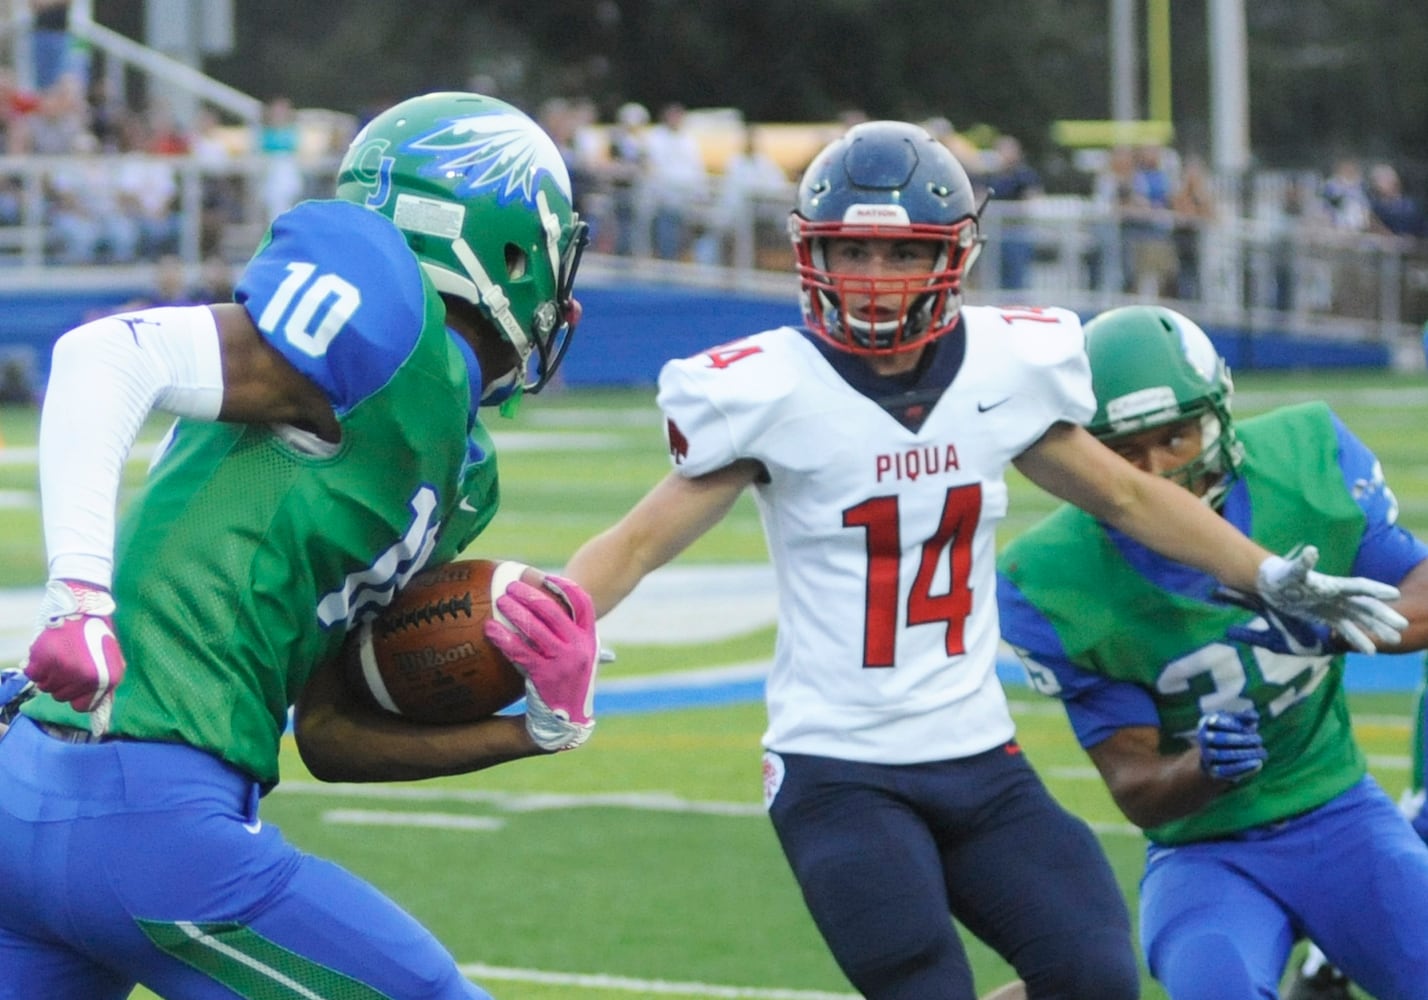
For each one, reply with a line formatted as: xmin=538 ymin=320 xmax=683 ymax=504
xmin=666 ymin=418 xmax=690 ymax=465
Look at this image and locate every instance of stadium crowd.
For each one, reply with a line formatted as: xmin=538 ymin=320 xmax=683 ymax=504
xmin=0 ymin=55 xmax=1423 ymax=320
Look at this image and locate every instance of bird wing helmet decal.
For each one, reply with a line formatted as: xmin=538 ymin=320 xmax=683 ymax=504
xmin=344 ymin=111 xmax=573 ymax=213
xmin=402 ymin=112 xmax=571 ymax=209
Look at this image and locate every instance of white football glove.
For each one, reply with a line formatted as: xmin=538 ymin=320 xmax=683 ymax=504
xmin=1252 ymin=545 xmax=1406 ymax=655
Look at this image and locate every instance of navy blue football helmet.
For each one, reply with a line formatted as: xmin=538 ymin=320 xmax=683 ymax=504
xmin=789 ymin=120 xmax=983 ymax=355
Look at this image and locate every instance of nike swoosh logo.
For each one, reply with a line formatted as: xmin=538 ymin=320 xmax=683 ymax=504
xmin=243 ymin=818 xmax=263 ymax=835
xmin=82 ymin=617 xmax=116 ymax=695
xmin=457 ymin=497 xmax=478 ymax=513
xmin=977 ymin=398 xmax=1011 ymax=413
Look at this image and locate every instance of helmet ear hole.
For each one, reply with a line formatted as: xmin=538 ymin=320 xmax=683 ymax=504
xmin=505 ymin=244 xmax=528 ymax=280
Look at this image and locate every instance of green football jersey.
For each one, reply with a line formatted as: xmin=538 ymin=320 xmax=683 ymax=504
xmin=999 ymin=402 xmax=1368 ymax=844
xmin=24 ymin=201 xmax=499 ymax=788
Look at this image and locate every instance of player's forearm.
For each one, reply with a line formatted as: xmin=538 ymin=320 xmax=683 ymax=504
xmin=293 ymin=656 xmax=546 ymax=782
xmin=297 ymin=710 xmax=544 ymax=783
xmin=1094 ymin=745 xmax=1225 ymax=829
xmin=565 ymin=525 xmax=657 ymax=618
xmin=566 ymin=464 xmax=754 ymax=618
xmin=1385 ymin=559 xmax=1428 ymax=652
xmin=1020 ymin=425 xmax=1268 ymax=592
xmin=1103 ymin=469 xmax=1266 ymax=592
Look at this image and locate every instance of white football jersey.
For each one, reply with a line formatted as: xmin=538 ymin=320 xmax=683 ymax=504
xmin=657 ymin=306 xmax=1095 ymax=763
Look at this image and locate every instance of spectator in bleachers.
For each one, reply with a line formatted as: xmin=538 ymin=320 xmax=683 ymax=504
xmin=1318 ymin=158 xmax=1388 ymax=318
xmin=644 ymin=102 xmax=709 ymax=260
xmin=696 ymin=123 xmax=790 ymax=266
xmin=603 ymin=101 xmax=648 ymax=256
xmin=1367 ymin=162 xmax=1426 ymax=239
xmin=27 ymin=72 xmax=89 ymax=156
xmin=1320 ymin=157 xmax=1373 ymax=232
xmin=259 ymin=96 xmax=304 ymax=220
xmin=45 ymin=130 xmax=139 ymax=264
xmin=29 ymin=0 xmax=77 ymax=92
xmin=144 ymin=99 xmax=191 ymax=156
xmin=1086 ymin=145 xmax=1137 ymax=291
xmin=1271 ymin=176 xmax=1309 ymax=312
xmin=981 ymin=134 xmax=1043 ymax=291
xmin=85 ymin=73 xmax=127 ymax=152
xmin=0 ymin=174 xmax=22 ymax=229
xmin=0 ymin=66 xmax=40 ymax=154
xmin=113 ymin=253 xmax=198 ymax=312
xmin=188 ymin=106 xmax=247 ymax=258
xmin=1170 ymin=154 xmax=1218 ymax=301
xmin=1121 ymin=143 xmax=1178 ymax=296
xmin=113 ymin=114 xmax=180 ymax=259
xmin=539 ymin=97 xmax=600 ymax=228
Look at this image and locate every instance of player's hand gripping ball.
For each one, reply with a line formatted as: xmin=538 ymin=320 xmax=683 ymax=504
xmin=341 ymin=559 xmax=568 ymax=724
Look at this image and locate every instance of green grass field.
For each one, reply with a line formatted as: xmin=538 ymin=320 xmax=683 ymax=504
xmin=2 ymin=368 xmax=1426 ymax=999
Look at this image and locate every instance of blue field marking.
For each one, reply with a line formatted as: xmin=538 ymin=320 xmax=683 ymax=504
xmin=596 ymin=661 xmax=771 ymax=715
xmin=594 ymin=651 xmax=1426 ymax=718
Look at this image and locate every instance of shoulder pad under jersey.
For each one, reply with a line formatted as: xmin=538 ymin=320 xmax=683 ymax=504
xmin=236 ymin=200 xmax=431 ymax=414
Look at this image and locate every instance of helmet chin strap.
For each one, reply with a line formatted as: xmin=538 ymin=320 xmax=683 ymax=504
xmin=481 ymin=367 xmax=519 ymax=404
xmin=451 ymin=238 xmax=532 ymax=385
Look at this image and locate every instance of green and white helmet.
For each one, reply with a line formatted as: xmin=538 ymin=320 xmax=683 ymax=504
xmin=1084 ymin=305 xmax=1244 ymax=504
xmin=336 ymin=91 xmax=588 ymax=393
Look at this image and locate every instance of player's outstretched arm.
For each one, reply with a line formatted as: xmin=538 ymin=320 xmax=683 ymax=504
xmin=1014 ymin=422 xmax=1405 ymax=652
xmin=564 ymin=460 xmax=761 ymax=617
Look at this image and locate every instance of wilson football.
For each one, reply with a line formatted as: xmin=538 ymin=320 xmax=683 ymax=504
xmin=341 ymin=558 xmax=550 ymax=724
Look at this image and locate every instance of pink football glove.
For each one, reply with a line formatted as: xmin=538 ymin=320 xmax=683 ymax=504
xmin=24 ymin=579 xmax=126 ymax=715
xmin=485 ymin=573 xmax=598 ymax=751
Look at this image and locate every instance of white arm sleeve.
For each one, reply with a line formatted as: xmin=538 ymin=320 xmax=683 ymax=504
xmin=40 ymin=306 xmax=225 ymax=588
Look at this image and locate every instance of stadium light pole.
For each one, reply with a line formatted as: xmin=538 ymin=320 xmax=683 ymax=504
xmin=1110 ymin=0 xmax=1137 ymax=123
xmin=1208 ymin=0 xmax=1251 ymax=173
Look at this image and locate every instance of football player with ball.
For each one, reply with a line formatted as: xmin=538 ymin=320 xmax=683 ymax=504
xmin=563 ymin=121 xmax=1406 ymax=999
xmin=998 ymin=305 xmax=1428 ymax=1000
xmin=0 ymin=92 xmax=598 ymax=999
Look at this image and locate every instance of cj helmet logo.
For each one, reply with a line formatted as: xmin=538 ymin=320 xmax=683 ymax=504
xmin=349 ymin=112 xmax=572 ymax=213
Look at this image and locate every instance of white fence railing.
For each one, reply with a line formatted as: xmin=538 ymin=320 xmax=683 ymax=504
xmin=0 ymin=152 xmax=1422 ymax=365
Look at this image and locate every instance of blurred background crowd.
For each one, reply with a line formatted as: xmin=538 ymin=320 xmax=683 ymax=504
xmin=0 ymin=0 xmax=1422 ymax=382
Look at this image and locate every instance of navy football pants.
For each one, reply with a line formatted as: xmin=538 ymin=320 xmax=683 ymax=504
xmin=765 ymin=742 xmax=1140 ymax=1000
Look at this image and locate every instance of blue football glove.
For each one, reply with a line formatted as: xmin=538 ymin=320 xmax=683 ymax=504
xmin=1196 ymin=708 xmax=1267 ymax=783
xmin=0 ymin=667 xmax=36 ymax=728
xmin=1214 ymin=587 xmax=1346 ymax=657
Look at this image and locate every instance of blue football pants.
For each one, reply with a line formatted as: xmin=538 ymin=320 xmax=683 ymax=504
xmin=0 ymin=715 xmax=490 ymax=999
xmin=1140 ymin=775 xmax=1428 ymax=1000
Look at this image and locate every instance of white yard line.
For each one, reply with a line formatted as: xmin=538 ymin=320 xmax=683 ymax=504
xmin=456 ymin=964 xmax=858 ymax=1000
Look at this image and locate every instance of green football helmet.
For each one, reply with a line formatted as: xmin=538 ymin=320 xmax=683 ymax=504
xmin=1084 ymin=305 xmax=1243 ymax=504
xmin=335 ymin=91 xmax=588 ymax=394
